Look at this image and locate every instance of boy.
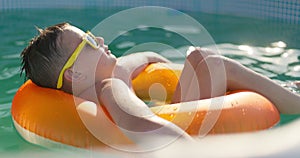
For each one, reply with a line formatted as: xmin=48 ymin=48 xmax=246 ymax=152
xmin=21 ymin=23 xmax=300 ymax=143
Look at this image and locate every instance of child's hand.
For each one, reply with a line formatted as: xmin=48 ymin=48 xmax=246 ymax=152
xmin=295 ymin=81 xmax=300 ymax=89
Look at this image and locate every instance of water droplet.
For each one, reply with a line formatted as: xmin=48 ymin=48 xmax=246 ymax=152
xmin=206 ymin=111 xmax=211 ymax=116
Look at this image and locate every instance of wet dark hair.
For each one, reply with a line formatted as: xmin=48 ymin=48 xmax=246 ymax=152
xmin=21 ymin=22 xmax=70 ymax=89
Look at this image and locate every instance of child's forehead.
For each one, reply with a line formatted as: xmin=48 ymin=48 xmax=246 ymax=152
xmin=59 ymin=26 xmax=85 ymax=53
xmin=60 ymin=25 xmax=85 ymax=44
xmin=64 ymin=25 xmax=85 ymax=36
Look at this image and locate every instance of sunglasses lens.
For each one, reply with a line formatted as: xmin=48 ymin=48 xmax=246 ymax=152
xmin=86 ymin=34 xmax=99 ymax=48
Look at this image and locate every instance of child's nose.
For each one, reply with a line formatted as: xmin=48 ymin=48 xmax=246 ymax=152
xmin=96 ymin=37 xmax=104 ymax=46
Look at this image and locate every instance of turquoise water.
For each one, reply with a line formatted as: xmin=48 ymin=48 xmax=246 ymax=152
xmin=1 ymin=8 xmax=300 ymax=154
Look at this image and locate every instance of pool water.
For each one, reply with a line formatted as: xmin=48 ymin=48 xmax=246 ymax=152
xmin=1 ymin=8 xmax=300 ymax=153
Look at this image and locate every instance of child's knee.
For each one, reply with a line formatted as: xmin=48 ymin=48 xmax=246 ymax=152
xmin=205 ymin=55 xmax=245 ymax=79
xmin=186 ymin=46 xmax=201 ymax=59
xmin=205 ymin=55 xmax=240 ymax=67
xmin=203 ymin=55 xmax=227 ymax=66
xmin=186 ymin=47 xmax=214 ymax=67
xmin=202 ymin=56 xmax=229 ymax=79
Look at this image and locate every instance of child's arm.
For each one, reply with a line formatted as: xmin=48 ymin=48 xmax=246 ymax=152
xmin=98 ymin=78 xmax=192 ymax=142
xmin=114 ymin=52 xmax=171 ymax=87
xmin=77 ymin=78 xmax=192 ymax=146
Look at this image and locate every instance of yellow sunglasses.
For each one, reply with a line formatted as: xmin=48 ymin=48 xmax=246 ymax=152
xmin=56 ymin=31 xmax=100 ymax=89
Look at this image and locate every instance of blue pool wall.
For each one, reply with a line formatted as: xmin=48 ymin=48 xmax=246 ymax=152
xmin=1 ymin=0 xmax=299 ymax=24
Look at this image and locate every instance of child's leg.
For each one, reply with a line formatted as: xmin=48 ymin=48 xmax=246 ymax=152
xmin=172 ymin=47 xmax=226 ymax=103
xmin=220 ymin=56 xmax=300 ymax=114
xmin=173 ymin=48 xmax=300 ymax=114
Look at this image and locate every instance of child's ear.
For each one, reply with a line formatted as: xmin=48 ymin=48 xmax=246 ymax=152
xmin=64 ymin=69 xmax=85 ymax=83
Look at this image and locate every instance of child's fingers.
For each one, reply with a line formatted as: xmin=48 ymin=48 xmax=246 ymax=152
xmin=294 ymin=81 xmax=300 ymax=89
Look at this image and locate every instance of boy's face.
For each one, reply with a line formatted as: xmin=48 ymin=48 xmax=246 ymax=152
xmin=60 ymin=25 xmax=117 ymax=85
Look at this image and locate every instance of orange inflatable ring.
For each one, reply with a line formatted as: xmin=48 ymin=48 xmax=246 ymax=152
xmin=11 ymin=63 xmax=280 ymax=149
